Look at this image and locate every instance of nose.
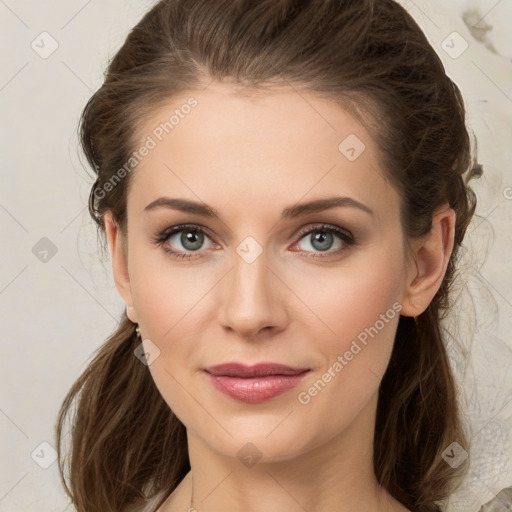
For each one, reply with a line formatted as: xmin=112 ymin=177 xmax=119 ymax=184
xmin=217 ymin=247 xmax=288 ymax=340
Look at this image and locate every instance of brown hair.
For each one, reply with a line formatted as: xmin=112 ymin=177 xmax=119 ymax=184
xmin=56 ymin=0 xmax=480 ymax=511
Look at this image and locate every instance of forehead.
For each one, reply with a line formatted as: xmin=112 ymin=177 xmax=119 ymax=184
xmin=128 ymin=82 xmax=398 ymax=221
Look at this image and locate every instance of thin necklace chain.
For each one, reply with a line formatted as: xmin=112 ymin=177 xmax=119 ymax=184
xmin=190 ymin=473 xmax=196 ymax=511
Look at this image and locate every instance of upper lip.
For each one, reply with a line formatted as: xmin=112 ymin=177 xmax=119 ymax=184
xmin=204 ymin=362 xmax=310 ymax=378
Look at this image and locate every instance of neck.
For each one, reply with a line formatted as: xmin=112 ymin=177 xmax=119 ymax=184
xmin=183 ymin=392 xmax=404 ymax=512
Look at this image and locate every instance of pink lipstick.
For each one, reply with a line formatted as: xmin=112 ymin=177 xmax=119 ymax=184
xmin=203 ymin=362 xmax=310 ymax=403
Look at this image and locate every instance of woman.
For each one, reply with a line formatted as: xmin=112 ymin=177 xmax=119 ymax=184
xmin=55 ymin=0 xmax=480 ymax=511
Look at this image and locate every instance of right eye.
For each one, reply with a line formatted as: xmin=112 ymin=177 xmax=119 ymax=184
xmin=153 ymin=224 xmax=219 ymax=260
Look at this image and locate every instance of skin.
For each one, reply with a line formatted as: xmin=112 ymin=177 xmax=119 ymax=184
xmin=105 ymin=81 xmax=455 ymax=512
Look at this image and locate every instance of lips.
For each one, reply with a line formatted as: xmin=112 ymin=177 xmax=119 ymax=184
xmin=203 ymin=362 xmax=310 ymax=403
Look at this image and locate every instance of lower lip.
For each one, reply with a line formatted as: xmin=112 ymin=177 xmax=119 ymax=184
xmin=205 ymin=371 xmax=310 ymax=403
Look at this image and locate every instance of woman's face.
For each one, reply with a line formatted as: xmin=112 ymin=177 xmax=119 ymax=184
xmin=107 ymin=82 xmax=415 ymax=463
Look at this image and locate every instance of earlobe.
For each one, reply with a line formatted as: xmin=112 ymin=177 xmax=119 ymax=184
xmin=401 ymin=205 xmax=456 ymax=317
xmin=104 ymin=211 xmax=137 ymax=323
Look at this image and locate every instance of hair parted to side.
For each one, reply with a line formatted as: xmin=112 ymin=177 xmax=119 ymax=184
xmin=56 ymin=0 xmax=480 ymax=511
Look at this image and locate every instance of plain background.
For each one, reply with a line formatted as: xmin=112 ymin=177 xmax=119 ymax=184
xmin=1 ymin=0 xmax=511 ymax=511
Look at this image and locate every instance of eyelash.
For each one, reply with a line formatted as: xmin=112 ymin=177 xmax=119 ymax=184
xmin=152 ymin=223 xmax=355 ymax=261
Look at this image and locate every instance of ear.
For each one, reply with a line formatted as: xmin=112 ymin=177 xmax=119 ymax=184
xmin=401 ymin=204 xmax=456 ymax=317
xmin=104 ymin=211 xmax=138 ymax=323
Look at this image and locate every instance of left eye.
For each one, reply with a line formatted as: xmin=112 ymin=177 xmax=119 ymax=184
xmin=291 ymin=224 xmax=355 ymax=257
xmin=297 ymin=228 xmax=350 ymax=252
xmin=154 ymin=223 xmax=354 ymax=260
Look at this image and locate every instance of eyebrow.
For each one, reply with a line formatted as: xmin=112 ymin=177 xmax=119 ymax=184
xmin=144 ymin=195 xmax=374 ymax=219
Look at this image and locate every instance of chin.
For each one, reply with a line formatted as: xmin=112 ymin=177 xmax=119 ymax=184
xmin=198 ymin=420 xmax=316 ymax=464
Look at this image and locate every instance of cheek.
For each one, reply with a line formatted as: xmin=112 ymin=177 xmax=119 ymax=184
xmin=295 ymin=248 xmax=404 ymax=346
xmin=291 ymin=250 xmax=403 ymax=404
xmin=127 ymin=251 xmax=216 ymax=420
xmin=129 ymin=244 xmax=209 ymax=338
